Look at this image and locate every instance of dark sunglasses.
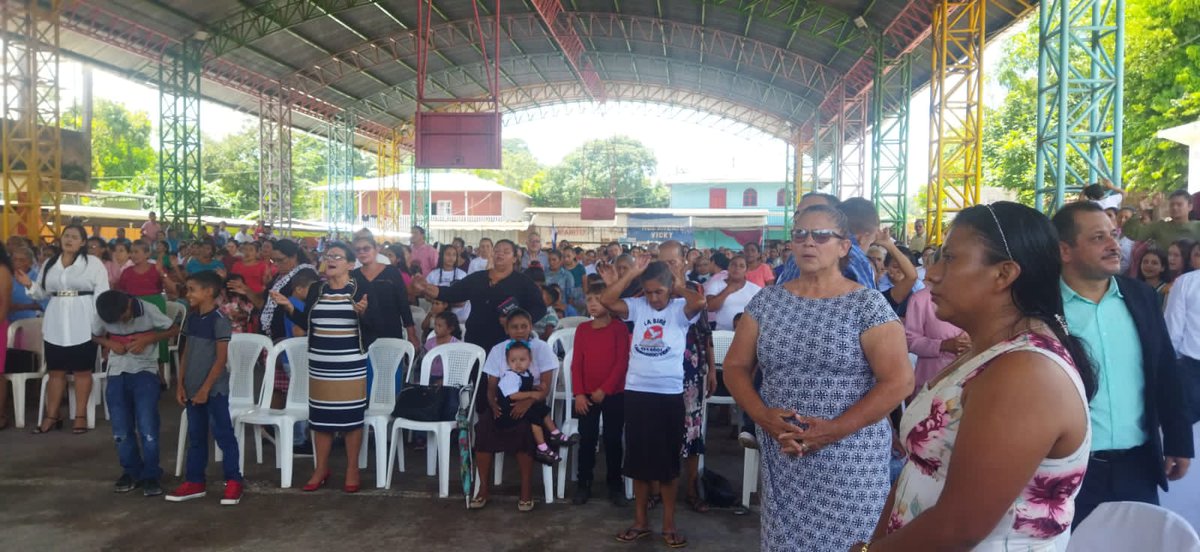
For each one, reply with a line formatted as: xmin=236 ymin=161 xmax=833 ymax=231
xmin=791 ymin=229 xmax=845 ymax=244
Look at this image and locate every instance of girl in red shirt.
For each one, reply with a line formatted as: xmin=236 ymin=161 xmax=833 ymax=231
xmin=569 ymin=283 xmax=631 ymax=505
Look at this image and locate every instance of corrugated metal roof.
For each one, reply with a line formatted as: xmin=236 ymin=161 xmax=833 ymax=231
xmin=58 ymin=1 xmax=1034 ymax=143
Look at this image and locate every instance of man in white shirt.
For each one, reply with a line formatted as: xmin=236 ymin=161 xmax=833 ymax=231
xmin=703 ymin=255 xmax=762 ymax=331
xmin=233 ymin=226 xmax=253 ymax=244
xmin=468 ymin=238 xmax=492 ymax=274
xmin=521 ymin=232 xmax=549 ymax=270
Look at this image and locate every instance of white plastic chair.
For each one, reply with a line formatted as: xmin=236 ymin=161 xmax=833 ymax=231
xmin=164 ymin=301 xmax=186 ymax=388
xmin=174 ymin=333 xmax=271 ymax=477
xmin=359 ymin=338 xmax=414 ymax=489
xmin=1068 ymin=501 xmax=1200 ymax=551
xmin=554 ymin=349 xmax=578 ymax=499
xmin=546 ymin=327 xmax=576 ymax=422
xmin=742 ymin=446 xmax=759 ymax=509
xmin=38 ymin=346 xmax=104 ymax=430
xmin=386 ymin=342 xmax=485 ymax=497
xmin=699 ymin=330 xmax=737 ymax=471
xmin=4 ymin=318 xmax=44 ymax=428
xmin=233 ymin=337 xmax=311 ymax=488
xmin=555 ymin=316 xmax=590 ymax=330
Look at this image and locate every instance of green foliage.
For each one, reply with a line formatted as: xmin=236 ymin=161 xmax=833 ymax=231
xmin=66 ymin=99 xmax=156 ymax=182
xmin=538 ymin=136 xmax=667 ymax=207
xmin=983 ymin=0 xmax=1200 ymax=199
xmin=470 ymin=138 xmax=545 ymax=191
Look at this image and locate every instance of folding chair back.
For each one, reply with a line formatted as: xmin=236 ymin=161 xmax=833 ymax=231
xmin=368 ymin=338 xmax=415 ymax=412
xmin=420 ymin=342 xmax=485 ymax=388
xmin=228 ymin=334 xmax=272 ymax=412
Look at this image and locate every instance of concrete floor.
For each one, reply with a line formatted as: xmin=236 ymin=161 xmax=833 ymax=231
xmin=0 ymin=385 xmax=762 ymax=552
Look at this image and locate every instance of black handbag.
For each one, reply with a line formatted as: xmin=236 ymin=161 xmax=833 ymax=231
xmin=700 ymin=468 xmax=737 ymax=508
xmin=392 ymin=384 xmax=461 ymax=422
xmin=5 ymin=349 xmax=38 ymax=374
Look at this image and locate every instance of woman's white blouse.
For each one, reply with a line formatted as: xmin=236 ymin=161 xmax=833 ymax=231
xmin=27 ymin=254 xmax=110 ymax=346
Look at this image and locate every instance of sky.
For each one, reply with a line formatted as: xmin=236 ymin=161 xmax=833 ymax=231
xmin=59 ymin=15 xmax=1025 ymax=196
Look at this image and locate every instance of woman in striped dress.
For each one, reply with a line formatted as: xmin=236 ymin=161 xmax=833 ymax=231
xmin=271 ymin=242 xmax=371 ymax=493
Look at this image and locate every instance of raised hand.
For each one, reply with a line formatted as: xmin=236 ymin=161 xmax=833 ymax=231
xmin=596 ymin=261 xmax=618 ymax=285
xmin=14 ymin=270 xmax=31 ymax=288
xmin=268 ymin=290 xmax=292 ymax=312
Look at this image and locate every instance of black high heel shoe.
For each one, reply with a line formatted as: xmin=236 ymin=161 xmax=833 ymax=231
xmin=31 ymin=416 xmax=62 ymax=435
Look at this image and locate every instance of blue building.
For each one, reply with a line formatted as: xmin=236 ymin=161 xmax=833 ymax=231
xmin=666 ymin=179 xmax=790 ymax=247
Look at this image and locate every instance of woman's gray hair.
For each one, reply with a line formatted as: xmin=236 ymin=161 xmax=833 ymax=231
xmin=797 ymin=204 xmax=850 ymax=237
xmin=11 ymin=245 xmax=33 ymax=260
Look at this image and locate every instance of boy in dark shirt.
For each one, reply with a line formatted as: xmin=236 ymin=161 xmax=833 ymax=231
xmin=165 ymin=270 xmax=243 ymax=505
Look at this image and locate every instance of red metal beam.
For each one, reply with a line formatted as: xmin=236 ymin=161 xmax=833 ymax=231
xmin=530 ymin=1 xmax=605 ymax=101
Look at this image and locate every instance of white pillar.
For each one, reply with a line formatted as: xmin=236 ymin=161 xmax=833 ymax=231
xmin=1157 ymin=120 xmax=1200 ymax=194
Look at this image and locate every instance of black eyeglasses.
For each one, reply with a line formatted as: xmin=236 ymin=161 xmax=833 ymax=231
xmin=791 ymin=228 xmax=845 ymax=244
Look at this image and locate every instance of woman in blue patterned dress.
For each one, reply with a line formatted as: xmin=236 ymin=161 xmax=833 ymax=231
xmin=722 ymin=205 xmax=913 ymax=552
xmin=270 ymin=241 xmax=371 ymax=493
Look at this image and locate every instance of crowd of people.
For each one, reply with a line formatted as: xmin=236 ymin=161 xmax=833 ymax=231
xmin=0 ymin=186 xmax=1197 ymax=550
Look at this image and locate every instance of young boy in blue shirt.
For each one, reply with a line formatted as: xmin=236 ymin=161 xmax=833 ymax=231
xmin=93 ymin=290 xmax=178 ymax=497
xmin=165 ymin=270 xmax=243 ymax=505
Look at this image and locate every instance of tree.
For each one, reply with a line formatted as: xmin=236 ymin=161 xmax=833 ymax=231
xmin=202 ymin=125 xmax=261 ymax=215
xmin=537 ymin=135 xmax=667 ymax=207
xmin=470 ymin=138 xmax=545 ymax=191
xmin=982 ymin=1 xmax=1200 ymax=199
xmin=65 ymin=99 xmax=157 ymax=196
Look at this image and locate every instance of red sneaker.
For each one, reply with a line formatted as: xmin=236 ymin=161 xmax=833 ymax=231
xmin=164 ymin=482 xmax=207 ymax=502
xmin=221 ymin=480 xmax=243 ymax=505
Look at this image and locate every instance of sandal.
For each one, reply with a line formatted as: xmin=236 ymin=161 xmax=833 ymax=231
xmin=72 ymin=416 xmax=89 ymax=434
xmin=686 ymin=494 xmax=710 ymax=513
xmin=647 ymin=493 xmax=662 ymax=510
xmin=517 ymin=499 xmax=534 ymax=512
xmin=468 ymin=496 xmax=488 ymax=510
xmin=31 ymin=416 xmax=61 ymax=435
xmin=615 ymin=527 xmax=652 ymax=543
xmin=662 ymin=531 xmax=688 ymax=549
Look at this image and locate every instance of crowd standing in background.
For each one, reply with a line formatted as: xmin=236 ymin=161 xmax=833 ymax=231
xmin=0 ymin=186 xmax=1197 ymax=550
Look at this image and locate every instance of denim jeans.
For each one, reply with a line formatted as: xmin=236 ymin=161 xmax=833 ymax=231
xmin=106 ymin=371 xmax=162 ymax=480
xmin=184 ymin=393 xmax=243 ymax=483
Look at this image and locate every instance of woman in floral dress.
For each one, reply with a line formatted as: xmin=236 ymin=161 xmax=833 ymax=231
xmin=723 ymin=205 xmax=913 ymax=552
xmin=679 ymin=281 xmax=715 ymax=512
xmin=862 ymin=203 xmax=1096 ymax=551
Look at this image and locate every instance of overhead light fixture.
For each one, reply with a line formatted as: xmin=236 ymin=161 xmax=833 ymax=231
xmin=193 ymin=30 xmax=210 ymax=41
xmin=853 ymin=16 xmax=868 ymax=30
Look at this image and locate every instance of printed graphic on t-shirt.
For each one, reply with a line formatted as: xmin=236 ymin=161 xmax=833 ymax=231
xmin=634 ymin=318 xmax=670 ymax=357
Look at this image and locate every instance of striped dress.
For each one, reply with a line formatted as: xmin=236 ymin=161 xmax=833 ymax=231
xmin=307 ymin=284 xmax=368 ymax=432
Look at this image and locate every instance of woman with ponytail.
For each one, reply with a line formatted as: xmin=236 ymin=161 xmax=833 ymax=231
xmin=862 ymin=202 xmax=1096 ymax=551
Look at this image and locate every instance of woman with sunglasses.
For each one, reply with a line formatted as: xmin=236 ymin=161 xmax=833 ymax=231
xmin=723 ymin=205 xmax=912 ymax=552
xmin=350 ymin=234 xmax=420 ymax=356
xmin=270 ymin=242 xmax=371 ymax=493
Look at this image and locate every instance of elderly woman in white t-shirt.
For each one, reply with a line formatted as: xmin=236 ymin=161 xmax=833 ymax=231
xmin=598 ymin=257 xmax=706 ymax=548
xmin=704 ymin=255 xmax=762 ymax=331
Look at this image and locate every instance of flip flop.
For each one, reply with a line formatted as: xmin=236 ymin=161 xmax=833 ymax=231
xmin=662 ymin=531 xmax=689 ymax=549
xmin=615 ymin=527 xmax=652 ymax=543
xmin=468 ymin=496 xmax=488 ymax=510
xmin=517 ymin=499 xmax=534 ymax=512
xmin=686 ymin=495 xmax=710 ymax=513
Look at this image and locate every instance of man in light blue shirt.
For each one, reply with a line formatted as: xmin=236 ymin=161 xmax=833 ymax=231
xmin=1054 ymin=202 xmax=1194 ymax=525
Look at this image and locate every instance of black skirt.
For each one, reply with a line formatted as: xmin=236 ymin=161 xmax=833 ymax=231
xmin=44 ymin=341 xmax=99 ymax=373
xmin=623 ymin=390 xmax=684 ymax=482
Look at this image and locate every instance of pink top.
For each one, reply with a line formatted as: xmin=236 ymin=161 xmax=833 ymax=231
xmin=424 ymin=335 xmax=460 ymax=377
xmin=140 ymin=220 xmax=161 ymax=242
xmin=411 ymin=243 xmax=438 ymax=276
xmin=903 ymin=289 xmax=964 ymax=391
xmin=744 ymin=263 xmax=775 ymax=287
